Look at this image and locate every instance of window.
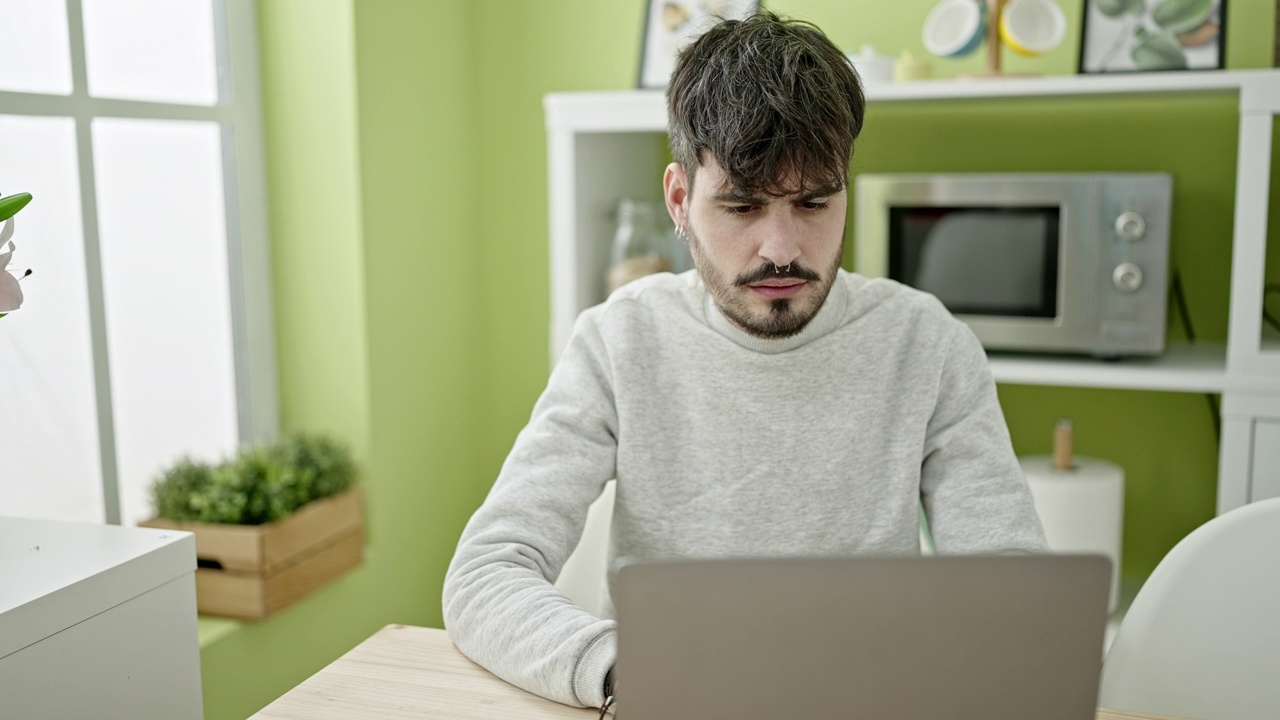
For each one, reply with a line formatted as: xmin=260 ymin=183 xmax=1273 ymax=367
xmin=0 ymin=0 xmax=275 ymax=525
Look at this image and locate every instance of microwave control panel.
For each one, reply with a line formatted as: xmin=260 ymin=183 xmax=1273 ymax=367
xmin=1096 ymin=175 xmax=1173 ymax=356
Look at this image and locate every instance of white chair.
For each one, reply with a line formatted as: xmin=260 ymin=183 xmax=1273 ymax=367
xmin=1099 ymin=497 xmax=1280 ymax=720
xmin=555 ymin=481 xmax=615 ymax=617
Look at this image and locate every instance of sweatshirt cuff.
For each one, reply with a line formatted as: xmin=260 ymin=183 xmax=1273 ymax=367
xmin=571 ymin=627 xmax=617 ymax=707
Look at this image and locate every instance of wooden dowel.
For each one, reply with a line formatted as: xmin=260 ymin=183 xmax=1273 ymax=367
xmin=1053 ymin=417 xmax=1074 ymax=471
xmin=986 ymin=0 xmax=1006 ymax=76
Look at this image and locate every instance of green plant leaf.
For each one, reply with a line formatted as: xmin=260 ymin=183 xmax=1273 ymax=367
xmin=150 ymin=432 xmax=357 ymax=524
xmin=0 ymin=193 xmax=33 ymax=222
xmin=1132 ymin=26 xmax=1189 ymax=70
xmin=1152 ymin=0 xmax=1214 ymax=37
xmin=1096 ymin=0 xmax=1145 ymax=17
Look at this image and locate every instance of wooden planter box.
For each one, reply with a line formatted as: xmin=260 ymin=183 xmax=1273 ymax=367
xmin=139 ymin=487 xmax=364 ymax=620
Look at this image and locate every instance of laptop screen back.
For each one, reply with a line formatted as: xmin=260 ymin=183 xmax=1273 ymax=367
xmin=613 ymin=555 xmax=1111 ymax=720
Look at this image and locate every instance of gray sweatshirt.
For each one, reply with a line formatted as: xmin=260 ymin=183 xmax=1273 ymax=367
xmin=443 ymin=269 xmax=1047 ymax=708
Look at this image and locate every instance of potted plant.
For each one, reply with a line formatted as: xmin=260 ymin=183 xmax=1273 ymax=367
xmin=141 ymin=433 xmax=364 ymax=619
xmin=0 ymin=192 xmax=34 ymax=318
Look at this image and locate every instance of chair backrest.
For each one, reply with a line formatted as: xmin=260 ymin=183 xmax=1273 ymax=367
xmin=554 ymin=481 xmax=614 ymax=616
xmin=1099 ymin=497 xmax=1280 ymax=720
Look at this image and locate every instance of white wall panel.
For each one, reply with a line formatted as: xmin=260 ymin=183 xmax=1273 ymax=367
xmin=1252 ymin=420 xmax=1280 ymax=502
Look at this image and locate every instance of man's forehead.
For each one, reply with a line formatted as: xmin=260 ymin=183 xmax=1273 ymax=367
xmin=694 ymin=153 xmax=844 ymax=200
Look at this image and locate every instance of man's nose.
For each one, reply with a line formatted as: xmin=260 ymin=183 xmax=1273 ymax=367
xmin=757 ymin=211 xmax=801 ymax=268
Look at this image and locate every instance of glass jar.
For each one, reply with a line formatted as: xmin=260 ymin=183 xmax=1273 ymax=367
xmin=606 ymin=198 xmax=683 ymax=294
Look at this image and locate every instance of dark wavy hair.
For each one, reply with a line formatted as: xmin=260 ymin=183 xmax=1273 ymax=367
xmin=666 ymin=11 xmax=865 ymax=197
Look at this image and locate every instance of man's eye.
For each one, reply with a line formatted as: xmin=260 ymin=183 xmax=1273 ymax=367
xmin=800 ymin=200 xmax=830 ymax=211
xmin=723 ymin=205 xmax=757 ymax=216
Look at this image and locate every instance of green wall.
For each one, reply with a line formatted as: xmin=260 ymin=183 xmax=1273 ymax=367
xmin=199 ymin=3 xmax=377 ymax=718
xmin=198 ymin=1 xmax=1278 ymax=717
xmin=199 ymin=1 xmax=481 ymax=717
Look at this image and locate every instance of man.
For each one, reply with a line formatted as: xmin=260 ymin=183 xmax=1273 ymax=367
xmin=443 ymin=11 xmax=1046 ymax=710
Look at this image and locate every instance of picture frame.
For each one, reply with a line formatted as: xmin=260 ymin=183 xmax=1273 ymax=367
xmin=1274 ymin=0 xmax=1280 ymax=67
xmin=1079 ymin=0 xmax=1226 ymax=74
xmin=638 ymin=0 xmax=760 ymax=89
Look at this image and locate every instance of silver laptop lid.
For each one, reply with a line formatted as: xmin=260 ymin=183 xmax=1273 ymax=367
xmin=614 ymin=554 xmax=1111 ymax=720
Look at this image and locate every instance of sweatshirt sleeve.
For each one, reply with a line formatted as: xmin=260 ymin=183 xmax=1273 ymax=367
xmin=442 ymin=311 xmax=619 ymax=708
xmin=919 ymin=322 xmax=1048 ymax=554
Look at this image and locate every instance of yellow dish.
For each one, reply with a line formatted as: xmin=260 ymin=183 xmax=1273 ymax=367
xmin=999 ymin=0 xmax=1066 ymax=57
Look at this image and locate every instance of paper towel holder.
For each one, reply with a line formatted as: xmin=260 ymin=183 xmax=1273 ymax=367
xmin=1023 ymin=416 xmax=1126 ymax=613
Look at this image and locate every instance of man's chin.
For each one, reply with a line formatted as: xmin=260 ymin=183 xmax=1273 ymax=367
xmin=730 ymin=298 xmax=820 ymax=339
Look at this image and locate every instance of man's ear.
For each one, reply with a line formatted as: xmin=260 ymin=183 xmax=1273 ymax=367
xmin=663 ymin=162 xmax=689 ymax=230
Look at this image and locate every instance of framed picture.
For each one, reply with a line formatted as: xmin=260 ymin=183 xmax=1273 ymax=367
xmin=638 ymin=0 xmax=760 ymax=89
xmin=1080 ymin=0 xmax=1226 ymax=74
xmin=1275 ymin=0 xmax=1280 ymax=67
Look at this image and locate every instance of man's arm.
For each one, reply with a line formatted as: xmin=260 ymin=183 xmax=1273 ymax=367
xmin=442 ymin=310 xmax=619 ymax=708
xmin=919 ymin=322 xmax=1049 ymax=553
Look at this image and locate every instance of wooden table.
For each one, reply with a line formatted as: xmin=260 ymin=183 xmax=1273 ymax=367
xmin=252 ymin=624 xmax=1187 ymax=720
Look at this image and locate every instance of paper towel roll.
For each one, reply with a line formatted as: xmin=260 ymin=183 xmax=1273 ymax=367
xmin=1020 ymin=456 xmax=1125 ymax=612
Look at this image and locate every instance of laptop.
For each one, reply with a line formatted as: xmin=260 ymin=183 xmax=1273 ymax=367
xmin=612 ymin=554 xmax=1111 ymax=720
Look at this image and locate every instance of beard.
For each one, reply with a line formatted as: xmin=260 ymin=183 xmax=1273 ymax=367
xmin=686 ymin=222 xmax=845 ymax=339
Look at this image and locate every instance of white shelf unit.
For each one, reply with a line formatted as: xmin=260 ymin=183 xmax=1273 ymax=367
xmin=545 ymin=69 xmax=1280 ymax=516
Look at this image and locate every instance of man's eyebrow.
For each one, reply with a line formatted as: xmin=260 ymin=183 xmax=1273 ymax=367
xmin=709 ymin=189 xmax=764 ymax=205
xmin=798 ymin=182 xmax=844 ymax=200
xmin=709 ymin=183 xmax=843 ymax=204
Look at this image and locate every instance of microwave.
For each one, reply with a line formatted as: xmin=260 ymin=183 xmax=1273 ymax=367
xmin=854 ymin=173 xmax=1172 ymax=358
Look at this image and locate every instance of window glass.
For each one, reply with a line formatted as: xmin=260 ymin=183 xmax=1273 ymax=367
xmin=0 ymin=1 xmax=73 ymax=95
xmin=92 ymin=118 xmax=238 ymax=525
xmin=0 ymin=115 xmax=104 ymax=522
xmin=82 ymin=0 xmax=219 ymax=106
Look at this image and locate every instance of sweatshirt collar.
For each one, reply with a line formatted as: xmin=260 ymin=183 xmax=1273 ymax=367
xmin=702 ymin=271 xmax=848 ymax=354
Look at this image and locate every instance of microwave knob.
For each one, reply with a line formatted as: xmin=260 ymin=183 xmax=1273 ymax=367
xmin=1113 ymin=263 xmax=1144 ymax=293
xmin=1115 ymin=211 xmax=1146 ymax=241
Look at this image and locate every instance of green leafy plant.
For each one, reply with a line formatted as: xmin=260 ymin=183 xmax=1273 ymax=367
xmin=150 ymin=433 xmax=357 ymax=525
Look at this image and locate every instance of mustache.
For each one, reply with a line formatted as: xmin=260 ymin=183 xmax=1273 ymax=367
xmin=735 ymin=262 xmax=821 ymax=286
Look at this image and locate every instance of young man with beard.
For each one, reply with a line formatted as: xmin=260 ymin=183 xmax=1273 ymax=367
xmin=443 ymin=11 xmax=1046 ymax=710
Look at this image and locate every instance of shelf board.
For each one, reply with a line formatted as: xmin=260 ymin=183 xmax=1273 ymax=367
xmin=545 ymin=69 xmax=1280 ymax=134
xmin=863 ymin=69 xmax=1265 ymax=103
xmin=990 ymin=342 xmax=1227 ymax=393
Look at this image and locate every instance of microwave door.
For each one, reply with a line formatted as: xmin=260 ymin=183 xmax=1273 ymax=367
xmin=891 ymin=207 xmax=1061 ymax=333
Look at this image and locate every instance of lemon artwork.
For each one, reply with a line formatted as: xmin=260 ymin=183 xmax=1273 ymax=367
xmin=922 ymin=0 xmax=1066 ymax=73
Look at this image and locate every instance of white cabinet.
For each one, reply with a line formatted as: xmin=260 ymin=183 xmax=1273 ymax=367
xmin=1250 ymin=419 xmax=1280 ymax=501
xmin=0 ymin=517 xmax=202 ymax=719
xmin=544 ymin=70 xmax=1280 ymax=516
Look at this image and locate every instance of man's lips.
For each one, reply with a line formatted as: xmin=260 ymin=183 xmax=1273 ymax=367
xmin=748 ymin=279 xmax=806 ymax=299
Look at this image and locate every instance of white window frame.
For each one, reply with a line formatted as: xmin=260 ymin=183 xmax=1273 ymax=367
xmin=0 ymin=0 xmax=276 ymax=524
